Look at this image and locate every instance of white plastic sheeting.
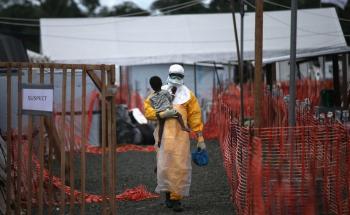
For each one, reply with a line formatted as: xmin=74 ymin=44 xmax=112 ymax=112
xmin=27 ymin=49 xmax=51 ymax=63
xmin=40 ymin=8 xmax=349 ymax=65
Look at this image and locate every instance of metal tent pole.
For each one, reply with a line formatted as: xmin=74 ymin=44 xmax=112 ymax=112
xmin=230 ymin=0 xmax=244 ymax=125
xmin=240 ymin=0 xmax=245 ymax=125
xmin=194 ymin=63 xmax=197 ymax=97
xmin=288 ymin=0 xmax=298 ymax=126
xmin=342 ymin=54 xmax=348 ymax=108
xmin=332 ymin=55 xmax=341 ymax=107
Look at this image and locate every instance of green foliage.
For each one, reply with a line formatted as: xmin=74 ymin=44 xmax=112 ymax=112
xmin=0 ymin=3 xmax=41 ymax=52
xmin=0 ymin=0 xmax=10 ymax=10
xmin=151 ymin=0 xmax=209 ymax=14
xmin=208 ymin=0 xmax=232 ymax=13
xmin=105 ymin=1 xmax=150 ymax=16
xmin=39 ymin=0 xmax=85 ymax=17
xmin=80 ymin=0 xmax=100 ymax=15
xmin=0 ymin=3 xmax=41 ymax=18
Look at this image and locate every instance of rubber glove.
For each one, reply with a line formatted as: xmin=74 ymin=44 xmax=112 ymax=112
xmin=196 ymin=134 xmax=206 ymax=150
xmin=158 ymin=109 xmax=178 ymax=119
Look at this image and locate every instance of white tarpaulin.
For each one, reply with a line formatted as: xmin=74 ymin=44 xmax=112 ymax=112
xmin=40 ymin=8 xmax=349 ymax=65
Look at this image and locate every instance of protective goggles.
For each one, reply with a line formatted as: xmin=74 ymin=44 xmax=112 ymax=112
xmin=169 ymin=73 xmax=184 ymax=79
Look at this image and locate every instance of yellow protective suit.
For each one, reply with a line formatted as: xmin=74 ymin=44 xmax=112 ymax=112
xmin=144 ymin=86 xmax=203 ymax=198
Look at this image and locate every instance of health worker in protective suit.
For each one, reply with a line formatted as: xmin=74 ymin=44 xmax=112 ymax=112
xmin=144 ymin=64 xmax=206 ymax=212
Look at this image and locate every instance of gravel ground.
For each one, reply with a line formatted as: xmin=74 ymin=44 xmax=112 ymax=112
xmin=115 ymin=140 xmax=235 ymax=215
xmin=47 ymin=139 xmax=235 ymax=214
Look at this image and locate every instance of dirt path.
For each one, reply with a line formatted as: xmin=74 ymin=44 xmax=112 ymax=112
xmin=49 ymin=140 xmax=234 ymax=214
xmin=114 ymin=140 xmax=235 ymax=214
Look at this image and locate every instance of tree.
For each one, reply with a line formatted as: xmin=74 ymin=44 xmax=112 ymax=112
xmin=151 ymin=0 xmax=209 ymax=14
xmin=0 ymin=0 xmax=86 ymax=52
xmin=39 ymin=0 xmax=85 ymax=18
xmin=208 ymin=0 xmax=233 ymax=13
xmin=0 ymin=2 xmax=41 ymax=52
xmin=0 ymin=0 xmax=10 ymax=10
xmin=105 ymin=1 xmax=150 ymax=16
xmin=80 ymin=0 xmax=100 ymax=15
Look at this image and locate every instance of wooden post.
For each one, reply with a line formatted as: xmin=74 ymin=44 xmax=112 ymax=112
xmin=107 ymin=86 xmax=112 ymax=214
xmin=6 ymin=63 xmax=12 ymax=215
xmin=60 ymin=66 xmax=67 ymax=215
xmin=106 ymin=67 xmax=116 ymax=214
xmin=69 ymin=67 xmax=75 ymax=215
xmin=16 ymin=65 xmax=23 ymax=214
xmin=87 ymin=70 xmax=102 ymax=91
xmin=44 ymin=117 xmax=64 ymax=158
xmin=48 ymin=66 xmax=54 ymax=215
xmin=81 ymin=67 xmax=87 ymax=215
xmin=101 ymin=67 xmax=107 ymax=215
xmin=38 ymin=65 xmax=45 ymax=215
xmin=26 ymin=65 xmax=33 ymax=215
xmin=254 ymin=0 xmax=263 ymax=128
xmin=110 ymin=66 xmax=117 ymax=215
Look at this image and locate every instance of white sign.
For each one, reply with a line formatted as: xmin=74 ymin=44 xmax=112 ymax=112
xmin=22 ymin=85 xmax=53 ymax=113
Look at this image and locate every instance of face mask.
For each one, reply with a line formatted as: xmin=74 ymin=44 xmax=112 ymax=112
xmin=167 ymin=76 xmax=184 ymax=86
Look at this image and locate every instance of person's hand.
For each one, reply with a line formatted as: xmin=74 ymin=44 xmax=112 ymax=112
xmin=158 ymin=109 xmax=178 ymax=119
xmin=196 ymin=135 xmax=206 ymax=150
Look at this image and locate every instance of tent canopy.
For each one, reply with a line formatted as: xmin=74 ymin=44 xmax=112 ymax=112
xmin=40 ymin=8 xmax=350 ymax=65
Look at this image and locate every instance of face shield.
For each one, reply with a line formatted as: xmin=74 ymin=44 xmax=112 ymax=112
xmin=167 ymin=73 xmax=184 ymax=86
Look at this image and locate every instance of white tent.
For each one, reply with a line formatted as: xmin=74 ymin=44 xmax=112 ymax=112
xmin=40 ymin=8 xmax=350 ymax=65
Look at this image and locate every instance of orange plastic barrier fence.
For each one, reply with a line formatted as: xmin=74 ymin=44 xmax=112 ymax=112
xmin=11 ymin=139 xmax=159 ymax=205
xmin=208 ymin=80 xmax=350 ymax=214
xmin=203 ymin=80 xmax=333 ymax=139
xmin=217 ymin=107 xmax=349 ymax=214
